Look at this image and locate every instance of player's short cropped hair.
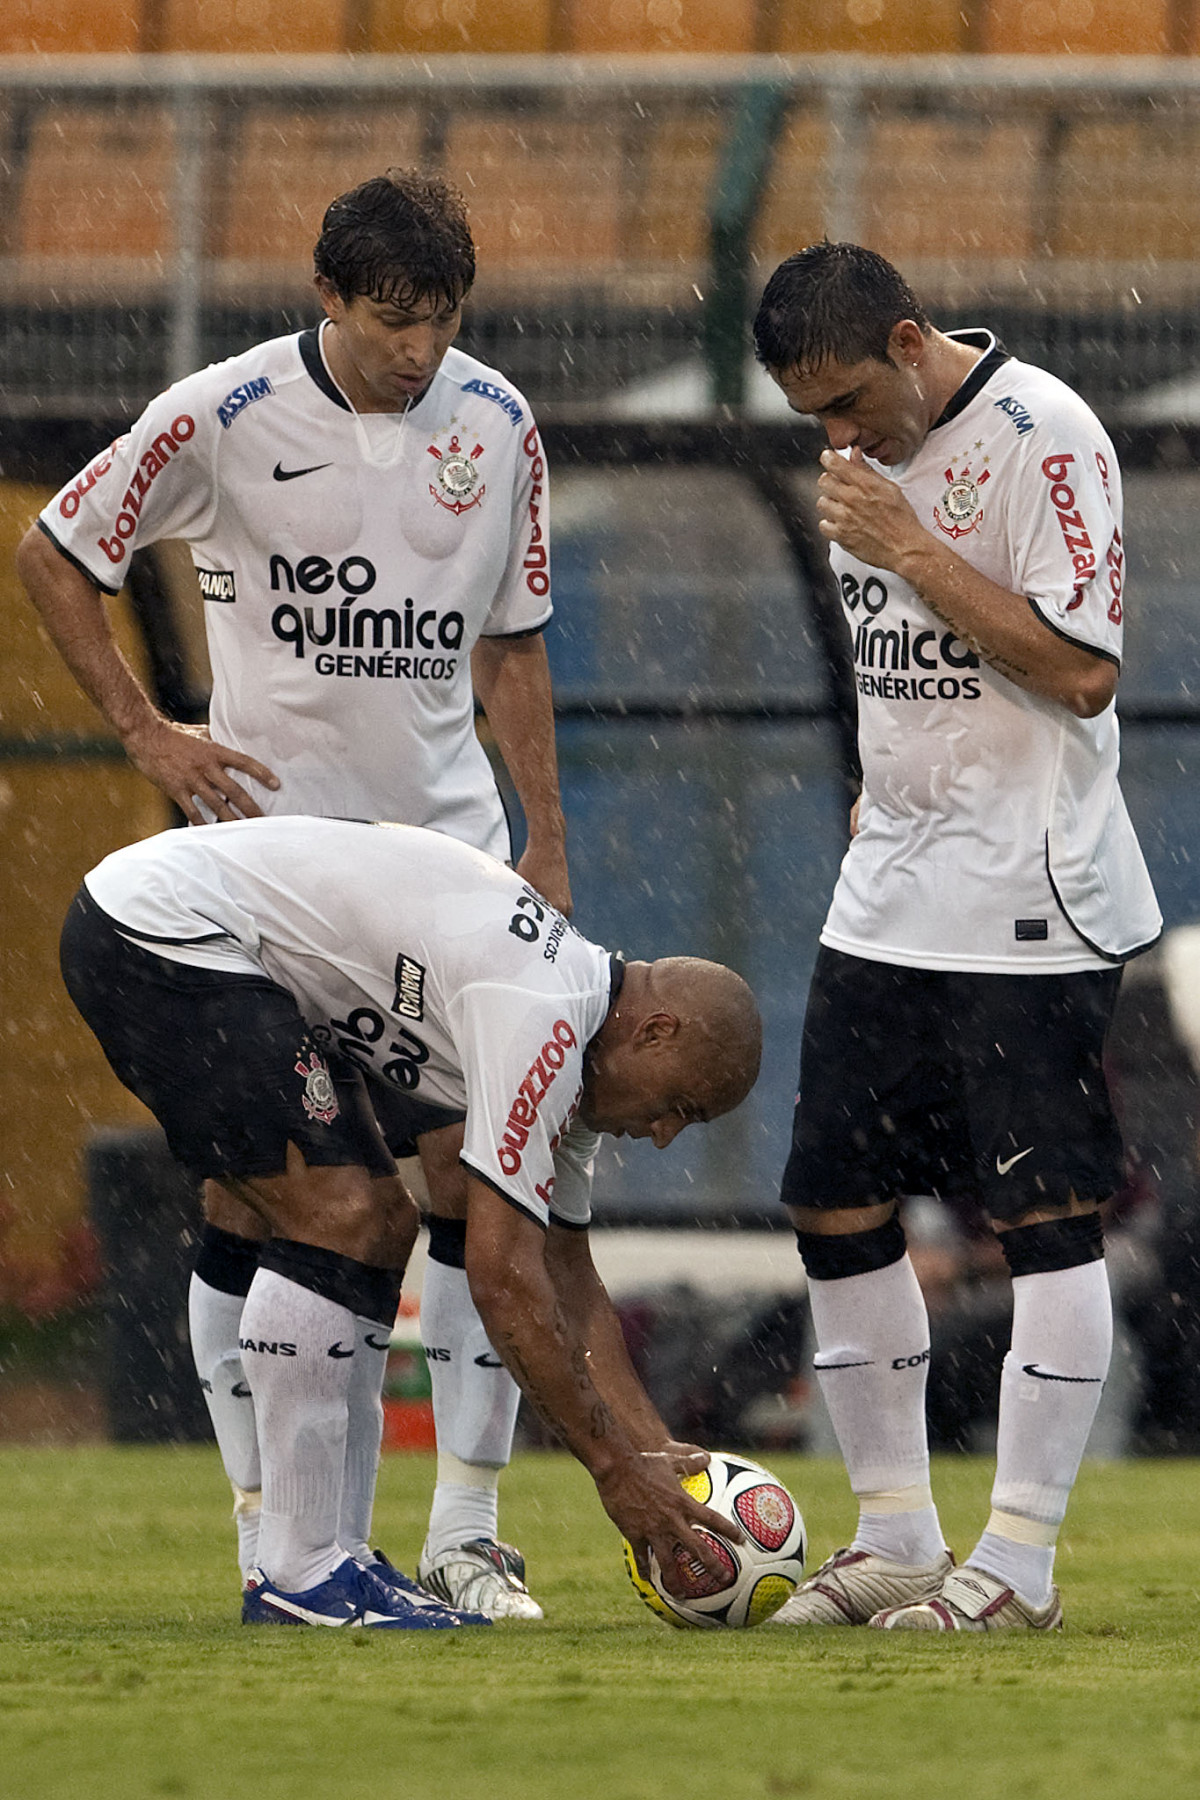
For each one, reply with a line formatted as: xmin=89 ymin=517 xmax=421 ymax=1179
xmin=753 ymin=242 xmax=930 ymax=375
xmin=313 ymin=168 xmax=476 ymax=311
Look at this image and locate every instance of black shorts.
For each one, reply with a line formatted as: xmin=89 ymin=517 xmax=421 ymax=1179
xmin=60 ymin=886 xmax=407 ymax=1184
xmin=781 ymin=946 xmax=1125 ymax=1222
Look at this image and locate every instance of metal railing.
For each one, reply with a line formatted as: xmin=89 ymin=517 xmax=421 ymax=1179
xmin=5 ymin=55 xmax=1200 ymax=415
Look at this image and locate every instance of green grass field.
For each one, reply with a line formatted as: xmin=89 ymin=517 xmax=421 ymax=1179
xmin=1 ymin=1447 xmax=1198 ymax=1800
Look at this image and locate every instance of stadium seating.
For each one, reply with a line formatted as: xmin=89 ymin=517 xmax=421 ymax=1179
xmin=14 ymin=103 xmax=176 ymax=268
xmin=979 ymin=0 xmax=1175 ymax=56
xmin=0 ymin=0 xmax=140 ymax=55
xmin=766 ymin=0 xmax=967 ymax=56
xmin=560 ymin=0 xmax=759 ymax=55
xmin=444 ymin=112 xmax=624 ymax=279
xmin=622 ymin=107 xmax=728 ymax=271
xmin=1049 ymin=117 xmax=1200 ymax=262
xmin=367 ymin=0 xmax=556 ymax=55
xmin=214 ymin=107 xmax=426 ymax=271
xmin=757 ymin=108 xmax=1053 ymax=280
xmin=155 ymin=0 xmax=348 ymax=55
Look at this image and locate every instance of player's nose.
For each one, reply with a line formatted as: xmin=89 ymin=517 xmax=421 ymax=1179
xmin=650 ymin=1115 xmax=685 ymax=1149
xmin=397 ymin=321 xmax=441 ymax=370
xmin=824 ymin=419 xmax=859 ymax=451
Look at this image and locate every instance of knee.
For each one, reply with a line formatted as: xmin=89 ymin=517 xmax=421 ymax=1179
xmin=794 ymin=1206 xmax=907 ymax=1281
xmin=992 ymin=1206 xmax=1104 ymax=1278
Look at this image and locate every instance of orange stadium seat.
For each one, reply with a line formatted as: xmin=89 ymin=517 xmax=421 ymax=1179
xmin=445 ymin=113 xmax=624 ymax=279
xmin=561 ymin=0 xmax=759 ymax=54
xmin=0 ymin=0 xmax=141 ymax=55
xmin=859 ymin=117 xmax=1042 ymax=268
xmin=1049 ymin=118 xmax=1200 ymax=261
xmin=367 ymin=0 xmax=555 ymax=53
xmin=155 ymin=0 xmax=347 ymax=53
xmin=622 ymin=109 xmax=727 ymax=271
xmin=978 ymin=0 xmax=1173 ymax=54
xmin=766 ymin=0 xmax=966 ymax=55
xmin=214 ymin=108 xmax=426 ymax=269
xmin=15 ymin=104 xmax=175 ymax=262
xmin=754 ymin=109 xmax=835 ymax=268
xmin=755 ymin=110 xmax=1042 ymax=280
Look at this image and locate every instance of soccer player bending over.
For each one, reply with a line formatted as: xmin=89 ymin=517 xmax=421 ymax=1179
xmin=60 ymin=818 xmax=761 ymax=1628
xmin=19 ymin=170 xmax=570 ymax=1620
xmin=754 ymin=243 xmax=1160 ymax=1632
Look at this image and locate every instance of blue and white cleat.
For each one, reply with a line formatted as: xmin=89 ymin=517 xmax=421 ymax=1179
xmin=368 ymin=1549 xmax=491 ymax=1627
xmin=242 ymin=1556 xmax=491 ymax=1628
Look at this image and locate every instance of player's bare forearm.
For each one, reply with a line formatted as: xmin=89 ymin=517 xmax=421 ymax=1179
xmin=816 ymin=450 xmax=1116 ymax=718
xmin=17 ymin=525 xmax=164 ymax=742
xmin=16 ymin=526 xmax=279 ymax=821
xmin=544 ymin=1225 xmax=686 ymax=1455
xmin=472 ymin=634 xmax=571 ymax=914
xmin=464 ymin=1180 xmax=733 ymax=1587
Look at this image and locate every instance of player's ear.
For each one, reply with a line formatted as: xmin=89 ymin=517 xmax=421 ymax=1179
xmin=313 ymin=274 xmax=343 ymax=323
xmin=636 ymin=1011 xmax=681 ymax=1049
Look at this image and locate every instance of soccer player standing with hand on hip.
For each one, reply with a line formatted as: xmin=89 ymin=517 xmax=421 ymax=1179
xmin=753 ymin=243 xmax=1160 ymax=1632
xmin=18 ymin=170 xmax=566 ymax=1620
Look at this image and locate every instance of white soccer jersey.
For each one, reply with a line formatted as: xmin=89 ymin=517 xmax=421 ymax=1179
xmin=40 ymin=331 xmax=552 ymax=857
xmin=823 ymin=330 xmax=1161 ymax=972
xmin=83 ymin=818 xmax=612 ymax=1230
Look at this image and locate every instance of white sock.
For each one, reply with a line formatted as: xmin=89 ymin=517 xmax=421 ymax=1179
xmin=338 ymin=1315 xmax=392 ymax=1565
xmin=970 ymin=1259 xmax=1112 ymax=1607
xmin=239 ymin=1268 xmax=355 ymax=1593
xmin=424 ymin=1453 xmax=501 ymax=1563
xmin=807 ymin=1254 xmax=945 ymax=1566
xmin=188 ymin=1274 xmax=261 ymax=1577
xmin=420 ymin=1252 xmax=519 ymax=1553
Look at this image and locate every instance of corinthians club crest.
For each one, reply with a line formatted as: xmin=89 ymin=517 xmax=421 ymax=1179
xmin=428 ymin=434 xmax=486 ymax=514
xmin=934 ymin=449 xmax=990 ymax=540
xmin=296 ymin=1049 xmax=339 ymax=1126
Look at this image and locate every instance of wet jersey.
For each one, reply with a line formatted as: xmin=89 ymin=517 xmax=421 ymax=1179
xmin=823 ymin=330 xmax=1160 ymax=972
xmin=39 ymin=330 xmax=551 ymax=857
xmin=82 ymin=818 xmax=612 ymax=1230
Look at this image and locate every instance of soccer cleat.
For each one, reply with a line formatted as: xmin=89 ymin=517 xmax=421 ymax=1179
xmin=241 ymin=1555 xmax=490 ymax=1628
xmin=869 ymin=1564 xmax=1063 ymax=1632
xmin=367 ymin=1549 xmax=491 ymax=1626
xmin=765 ymin=1545 xmax=955 ymax=1626
xmin=417 ymin=1537 xmax=545 ymax=1621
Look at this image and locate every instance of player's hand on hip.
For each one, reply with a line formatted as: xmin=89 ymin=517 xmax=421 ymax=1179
xmin=515 ymin=840 xmax=572 ymax=918
xmin=124 ymin=716 xmax=280 ymax=824
xmin=817 ymin=447 xmax=926 ymax=571
xmin=595 ymin=1448 xmax=742 ymax=1595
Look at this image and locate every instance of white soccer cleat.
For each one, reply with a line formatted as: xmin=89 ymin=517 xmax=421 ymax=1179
xmin=766 ymin=1545 xmax=955 ymax=1626
xmin=870 ymin=1564 xmax=1063 ymax=1632
xmin=417 ymin=1537 xmax=545 ymax=1621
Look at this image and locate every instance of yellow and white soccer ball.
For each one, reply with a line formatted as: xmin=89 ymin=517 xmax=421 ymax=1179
xmin=622 ymin=1452 xmax=806 ymax=1629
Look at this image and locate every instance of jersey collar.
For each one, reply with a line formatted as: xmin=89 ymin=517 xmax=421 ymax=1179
xmin=297 ymin=323 xmax=443 ymax=420
xmin=930 ymin=330 xmax=1011 ymax=432
xmin=298 ymin=326 xmax=351 ymax=411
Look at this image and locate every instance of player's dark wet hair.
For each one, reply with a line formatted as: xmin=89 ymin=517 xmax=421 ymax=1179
xmin=753 ymin=242 xmax=930 ymax=374
xmin=313 ymin=168 xmax=476 ymax=312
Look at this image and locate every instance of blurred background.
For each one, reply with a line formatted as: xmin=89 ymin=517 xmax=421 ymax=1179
xmin=4 ymin=1 xmax=1200 ymax=1455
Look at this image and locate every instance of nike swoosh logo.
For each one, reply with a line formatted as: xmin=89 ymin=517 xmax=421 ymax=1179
xmin=364 ymin=1333 xmax=391 ymax=1351
xmin=273 ymin=461 xmax=332 ymax=482
xmin=1022 ymin=1363 xmax=1103 ymax=1384
xmin=996 ymin=1147 xmax=1034 ymax=1175
xmin=231 ymin=1381 xmax=252 ymax=1398
xmin=473 ymin=1353 xmax=505 ymax=1368
xmin=327 ymin=1342 xmax=355 ymax=1359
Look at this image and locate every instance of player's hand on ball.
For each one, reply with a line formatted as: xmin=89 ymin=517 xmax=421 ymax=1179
xmin=124 ymin=716 xmax=280 ymax=824
xmin=596 ymin=1448 xmax=743 ymax=1597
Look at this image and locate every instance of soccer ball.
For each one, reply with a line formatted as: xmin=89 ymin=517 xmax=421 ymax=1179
xmin=622 ymin=1452 xmax=806 ymax=1629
